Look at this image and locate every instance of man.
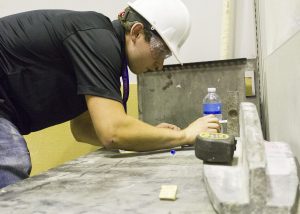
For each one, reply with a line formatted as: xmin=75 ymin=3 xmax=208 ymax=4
xmin=0 ymin=0 xmax=220 ymax=188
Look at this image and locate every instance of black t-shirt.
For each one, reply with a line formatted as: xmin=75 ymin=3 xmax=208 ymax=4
xmin=0 ymin=10 xmax=125 ymax=135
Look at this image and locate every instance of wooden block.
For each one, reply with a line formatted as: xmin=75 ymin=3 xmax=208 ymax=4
xmin=159 ymin=185 xmax=178 ymax=201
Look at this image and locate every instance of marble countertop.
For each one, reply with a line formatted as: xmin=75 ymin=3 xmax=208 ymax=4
xmin=0 ymin=148 xmax=215 ymax=214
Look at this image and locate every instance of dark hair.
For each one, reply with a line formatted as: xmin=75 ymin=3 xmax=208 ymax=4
xmin=118 ymin=7 xmax=152 ymax=42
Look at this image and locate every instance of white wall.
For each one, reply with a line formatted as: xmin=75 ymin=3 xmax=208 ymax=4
xmin=0 ymin=0 xmax=256 ymax=84
xmin=263 ymin=32 xmax=300 ymax=161
xmin=170 ymin=0 xmax=223 ymax=64
xmin=234 ymin=0 xmax=257 ymax=59
xmin=257 ymin=0 xmax=300 ymax=159
xmin=258 ymin=0 xmax=300 ymax=58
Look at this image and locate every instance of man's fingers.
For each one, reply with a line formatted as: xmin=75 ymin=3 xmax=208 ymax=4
xmin=203 ymin=114 xmax=215 ymax=118
xmin=208 ymin=122 xmax=221 ymax=132
xmin=208 ymin=117 xmax=219 ymax=123
xmin=207 ymin=129 xmax=218 ymax=133
xmin=170 ymin=125 xmax=181 ymax=131
xmin=201 ymin=115 xmax=219 ymax=123
xmin=166 ymin=124 xmax=180 ymax=130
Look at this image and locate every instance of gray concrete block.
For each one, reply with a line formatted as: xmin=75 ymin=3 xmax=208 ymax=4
xmin=203 ymin=137 xmax=250 ymax=213
xmin=203 ymin=102 xmax=299 ymax=213
xmin=240 ymin=102 xmax=267 ymax=212
xmin=264 ymin=141 xmax=299 ymax=214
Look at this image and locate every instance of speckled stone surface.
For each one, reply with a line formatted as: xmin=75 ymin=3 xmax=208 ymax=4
xmin=0 ymin=148 xmax=215 ymax=214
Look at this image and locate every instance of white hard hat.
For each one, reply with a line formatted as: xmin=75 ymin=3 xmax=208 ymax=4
xmin=127 ymin=0 xmax=191 ymax=64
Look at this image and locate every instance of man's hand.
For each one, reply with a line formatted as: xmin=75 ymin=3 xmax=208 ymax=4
xmin=156 ymin=123 xmax=181 ymax=131
xmin=183 ymin=115 xmax=220 ymax=145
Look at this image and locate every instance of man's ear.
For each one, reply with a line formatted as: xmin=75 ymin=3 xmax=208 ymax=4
xmin=129 ymin=23 xmax=144 ymax=43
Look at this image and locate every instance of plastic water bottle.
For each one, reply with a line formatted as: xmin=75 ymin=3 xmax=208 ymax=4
xmin=202 ymin=88 xmax=222 ymax=120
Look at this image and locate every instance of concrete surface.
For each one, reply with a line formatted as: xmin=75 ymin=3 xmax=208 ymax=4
xmin=0 ymin=148 xmax=215 ymax=214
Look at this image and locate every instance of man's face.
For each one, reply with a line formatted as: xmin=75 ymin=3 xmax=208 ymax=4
xmin=125 ymin=23 xmax=171 ymax=74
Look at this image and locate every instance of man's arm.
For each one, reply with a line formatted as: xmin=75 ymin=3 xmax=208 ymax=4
xmin=83 ymin=95 xmax=219 ymax=152
xmin=70 ymin=111 xmax=101 ymax=146
xmin=70 ymin=112 xmax=182 ymax=146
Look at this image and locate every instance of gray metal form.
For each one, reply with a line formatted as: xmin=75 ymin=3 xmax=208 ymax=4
xmin=137 ymin=58 xmax=260 ymax=136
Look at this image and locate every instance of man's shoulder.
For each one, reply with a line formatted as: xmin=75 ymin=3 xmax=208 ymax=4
xmin=4 ymin=9 xmax=112 ymax=30
xmin=39 ymin=10 xmax=115 ymax=40
xmin=57 ymin=10 xmax=112 ymax=29
xmin=0 ymin=10 xmax=112 ymax=33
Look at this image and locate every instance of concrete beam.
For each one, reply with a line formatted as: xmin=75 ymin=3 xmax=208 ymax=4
xmin=203 ymin=102 xmax=299 ymax=213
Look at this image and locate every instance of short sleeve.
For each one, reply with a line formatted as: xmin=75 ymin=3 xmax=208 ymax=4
xmin=63 ymin=28 xmax=123 ymax=103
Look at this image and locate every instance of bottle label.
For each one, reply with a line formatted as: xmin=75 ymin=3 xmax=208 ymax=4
xmin=203 ymin=103 xmax=222 ymax=115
